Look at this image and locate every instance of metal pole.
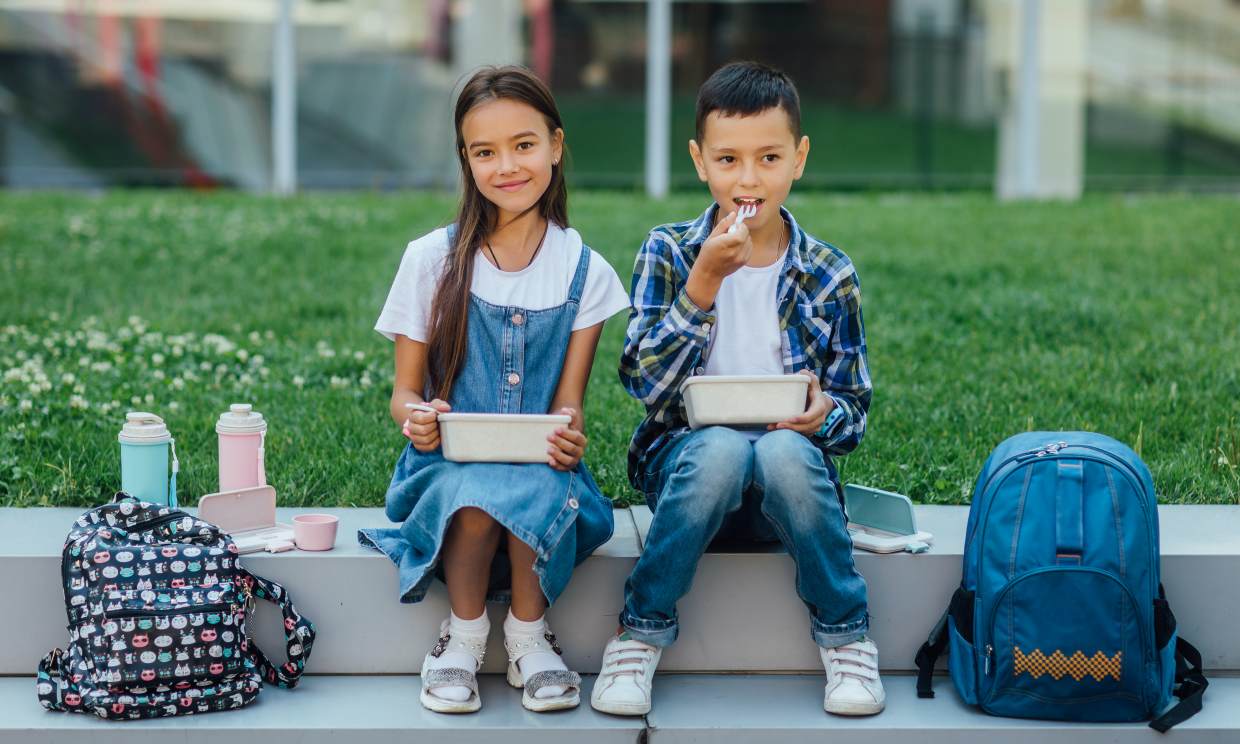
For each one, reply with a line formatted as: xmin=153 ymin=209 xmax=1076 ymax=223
xmin=645 ymin=0 xmax=671 ymax=198
xmin=1015 ymin=0 xmax=1040 ymax=197
xmin=273 ymin=0 xmax=296 ymax=195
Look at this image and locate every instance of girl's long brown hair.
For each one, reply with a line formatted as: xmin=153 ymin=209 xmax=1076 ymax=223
xmin=425 ymin=65 xmax=569 ymax=402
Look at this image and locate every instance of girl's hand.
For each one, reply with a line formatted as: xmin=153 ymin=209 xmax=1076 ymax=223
xmin=768 ymin=370 xmax=830 ymax=436
xmin=403 ymin=399 xmax=451 ymax=452
xmin=547 ymin=406 xmax=587 ymax=471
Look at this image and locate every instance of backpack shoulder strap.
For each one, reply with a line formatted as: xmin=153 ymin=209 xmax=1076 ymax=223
xmin=1149 ymin=637 xmax=1208 ymax=732
xmin=915 ymin=587 xmax=974 ymax=699
xmin=241 ymin=570 xmax=316 ymax=689
xmin=35 ymin=648 xmax=70 ymax=712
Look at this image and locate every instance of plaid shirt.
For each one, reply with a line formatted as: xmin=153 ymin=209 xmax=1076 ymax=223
xmin=619 ymin=203 xmax=872 ymax=489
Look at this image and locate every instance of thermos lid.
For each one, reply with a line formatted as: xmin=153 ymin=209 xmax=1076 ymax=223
xmin=118 ymin=412 xmax=171 ymax=444
xmin=216 ymin=403 xmax=267 ymax=434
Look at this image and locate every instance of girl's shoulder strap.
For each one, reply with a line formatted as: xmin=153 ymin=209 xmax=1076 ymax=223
xmin=567 ymin=243 xmax=592 ymax=304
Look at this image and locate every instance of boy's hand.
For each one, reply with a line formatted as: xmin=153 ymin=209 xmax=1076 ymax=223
xmin=403 ymin=399 xmax=451 ymax=452
xmin=697 ymin=209 xmax=754 ymax=279
xmin=769 ymin=370 xmax=832 ymax=436
xmin=547 ymin=406 xmax=587 ymax=471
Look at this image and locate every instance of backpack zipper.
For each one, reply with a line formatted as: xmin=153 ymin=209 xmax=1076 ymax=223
xmin=105 ymin=602 xmax=236 ymax=620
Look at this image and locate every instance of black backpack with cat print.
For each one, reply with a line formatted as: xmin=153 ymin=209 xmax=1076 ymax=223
xmin=35 ymin=494 xmax=316 ymax=720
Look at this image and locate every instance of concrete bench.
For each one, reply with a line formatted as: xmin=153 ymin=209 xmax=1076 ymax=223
xmin=1 ymin=503 xmax=1237 ymax=743
xmin=1 ymin=505 xmax=1237 ymax=675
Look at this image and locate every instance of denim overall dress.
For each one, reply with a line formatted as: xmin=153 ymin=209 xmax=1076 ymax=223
xmin=358 ymin=242 xmax=615 ymax=606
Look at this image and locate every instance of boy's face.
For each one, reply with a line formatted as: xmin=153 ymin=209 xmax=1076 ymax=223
xmin=689 ymin=107 xmax=809 ymax=235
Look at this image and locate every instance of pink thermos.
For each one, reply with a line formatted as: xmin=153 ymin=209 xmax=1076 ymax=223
xmin=216 ymin=403 xmax=267 ymax=492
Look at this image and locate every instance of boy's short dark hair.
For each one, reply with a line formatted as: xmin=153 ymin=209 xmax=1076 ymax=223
xmin=694 ymin=61 xmax=802 ymax=142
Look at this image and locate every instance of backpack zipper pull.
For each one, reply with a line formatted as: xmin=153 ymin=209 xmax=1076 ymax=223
xmin=984 ymin=644 xmax=994 ymax=675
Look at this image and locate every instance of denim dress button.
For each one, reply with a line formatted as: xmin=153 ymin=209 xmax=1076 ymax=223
xmin=568 ymin=498 xmax=579 ymax=509
xmin=512 ymin=313 xmax=524 ymax=326
xmin=507 ymin=372 xmax=520 ymax=385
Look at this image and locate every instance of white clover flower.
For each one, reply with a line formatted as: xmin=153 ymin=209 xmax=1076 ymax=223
xmin=73 ymin=384 xmax=85 ymax=394
xmin=69 ymin=395 xmax=88 ymax=410
xmin=90 ymin=361 xmax=112 ymax=373
xmin=144 ymin=393 xmax=154 ymax=404
xmin=317 ymin=347 xmax=336 ymax=359
xmin=360 ymin=374 xmax=372 ymax=388
xmin=172 ymin=345 xmax=184 ymax=357
xmin=292 ymin=375 xmax=305 ymax=389
xmin=65 ymin=336 xmax=77 ymax=348
xmin=19 ymin=399 xmax=32 ymax=412
xmin=27 ymin=383 xmax=41 ymax=396
xmin=61 ymin=373 xmax=76 ymax=384
xmin=3 ymin=368 xmax=21 ymax=383
xmin=330 ymin=375 xmax=347 ymax=388
xmin=236 ymin=349 xmax=249 ymax=363
xmin=238 ymin=373 xmax=255 ymax=386
xmin=251 ymin=354 xmax=264 ymax=366
xmin=131 ymin=395 xmax=142 ymax=405
xmin=127 ymin=315 xmax=142 ymax=327
xmin=172 ymin=377 xmax=185 ymax=390
xmin=259 ymin=367 xmax=270 ymax=378
xmin=78 ymin=356 xmax=90 ymax=367
xmin=353 ymin=351 xmax=365 ymax=361
xmin=152 ymin=353 xmax=165 ymax=366
xmin=153 ymin=370 xmax=165 ymax=380
xmin=200 ymin=361 xmax=212 ymax=371
xmin=169 ymin=401 xmax=180 ymax=411
xmin=248 ymin=331 xmax=262 ymax=344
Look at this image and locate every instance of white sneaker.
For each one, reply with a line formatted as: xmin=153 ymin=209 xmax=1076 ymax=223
xmin=821 ymin=637 xmax=886 ymax=716
xmin=590 ymin=633 xmax=662 ymax=716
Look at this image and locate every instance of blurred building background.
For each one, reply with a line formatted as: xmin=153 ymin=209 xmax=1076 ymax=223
xmin=0 ymin=0 xmax=1238 ymax=193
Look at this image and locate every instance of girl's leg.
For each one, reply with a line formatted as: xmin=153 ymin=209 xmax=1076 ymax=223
xmin=423 ymin=508 xmax=502 ymax=710
xmin=442 ymin=507 xmax=504 ymax=618
xmin=507 ymin=531 xmax=545 ymax=621
xmin=505 ymin=531 xmax=577 ymax=705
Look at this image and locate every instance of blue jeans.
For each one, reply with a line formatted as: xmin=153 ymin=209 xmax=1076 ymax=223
xmin=620 ymin=427 xmax=869 ymax=649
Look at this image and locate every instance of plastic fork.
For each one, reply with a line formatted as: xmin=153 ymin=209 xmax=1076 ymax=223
xmin=728 ymin=203 xmax=758 ymax=235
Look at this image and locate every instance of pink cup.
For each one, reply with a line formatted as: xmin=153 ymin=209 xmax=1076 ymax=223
xmin=292 ymin=514 xmax=339 ymax=551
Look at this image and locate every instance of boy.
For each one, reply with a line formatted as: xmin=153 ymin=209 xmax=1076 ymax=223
xmin=590 ymin=62 xmax=881 ymax=717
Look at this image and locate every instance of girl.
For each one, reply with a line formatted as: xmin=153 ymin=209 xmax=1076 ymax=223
xmin=358 ymin=66 xmax=629 ymax=714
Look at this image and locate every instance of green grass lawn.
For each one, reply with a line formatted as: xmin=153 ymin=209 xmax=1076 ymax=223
xmin=1 ymin=191 xmax=1237 ymax=508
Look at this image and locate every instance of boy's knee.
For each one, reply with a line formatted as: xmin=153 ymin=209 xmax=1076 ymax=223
xmin=680 ymin=427 xmax=753 ymax=484
xmin=753 ymin=429 xmax=821 ymax=475
xmin=449 ymin=507 xmax=501 ymax=539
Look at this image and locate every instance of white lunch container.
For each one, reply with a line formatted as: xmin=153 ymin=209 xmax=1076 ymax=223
xmin=438 ymin=413 xmax=573 ymax=463
xmin=681 ymin=374 xmax=810 ymax=429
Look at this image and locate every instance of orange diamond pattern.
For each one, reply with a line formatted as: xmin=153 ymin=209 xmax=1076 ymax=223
xmin=1012 ymin=647 xmax=1122 ymax=682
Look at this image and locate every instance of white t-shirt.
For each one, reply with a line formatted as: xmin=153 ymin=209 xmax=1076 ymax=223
xmin=375 ymin=223 xmax=630 ymax=343
xmin=702 ymin=255 xmax=785 ymax=377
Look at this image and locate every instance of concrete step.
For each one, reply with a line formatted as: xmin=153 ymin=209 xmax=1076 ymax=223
xmin=1 ymin=504 xmax=1237 ymax=676
xmin=2 ymin=674 xmax=1236 ymax=743
xmin=644 ymin=674 xmax=1240 ymax=743
xmin=0 ymin=675 xmax=643 ymax=743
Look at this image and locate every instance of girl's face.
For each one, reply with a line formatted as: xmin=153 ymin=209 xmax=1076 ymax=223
xmin=461 ymin=98 xmax=563 ymax=220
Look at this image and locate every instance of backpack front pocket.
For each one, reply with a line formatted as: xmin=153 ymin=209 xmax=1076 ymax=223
xmin=94 ymin=590 xmax=245 ymax=689
xmin=981 ymin=567 xmax=1149 ymax=722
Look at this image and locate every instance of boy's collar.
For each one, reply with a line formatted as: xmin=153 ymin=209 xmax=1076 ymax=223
xmin=685 ymin=203 xmax=807 ymax=275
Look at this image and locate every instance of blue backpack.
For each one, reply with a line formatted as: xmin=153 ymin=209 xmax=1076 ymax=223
xmin=914 ymin=432 xmax=1206 ymax=731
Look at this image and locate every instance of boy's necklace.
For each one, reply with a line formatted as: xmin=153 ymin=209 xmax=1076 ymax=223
xmin=486 ymin=222 xmax=549 ymax=272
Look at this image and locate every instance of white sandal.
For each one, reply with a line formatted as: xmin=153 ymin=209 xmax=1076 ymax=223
xmin=419 ymin=618 xmax=487 ymax=714
xmin=503 ymin=623 xmax=581 ymax=712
